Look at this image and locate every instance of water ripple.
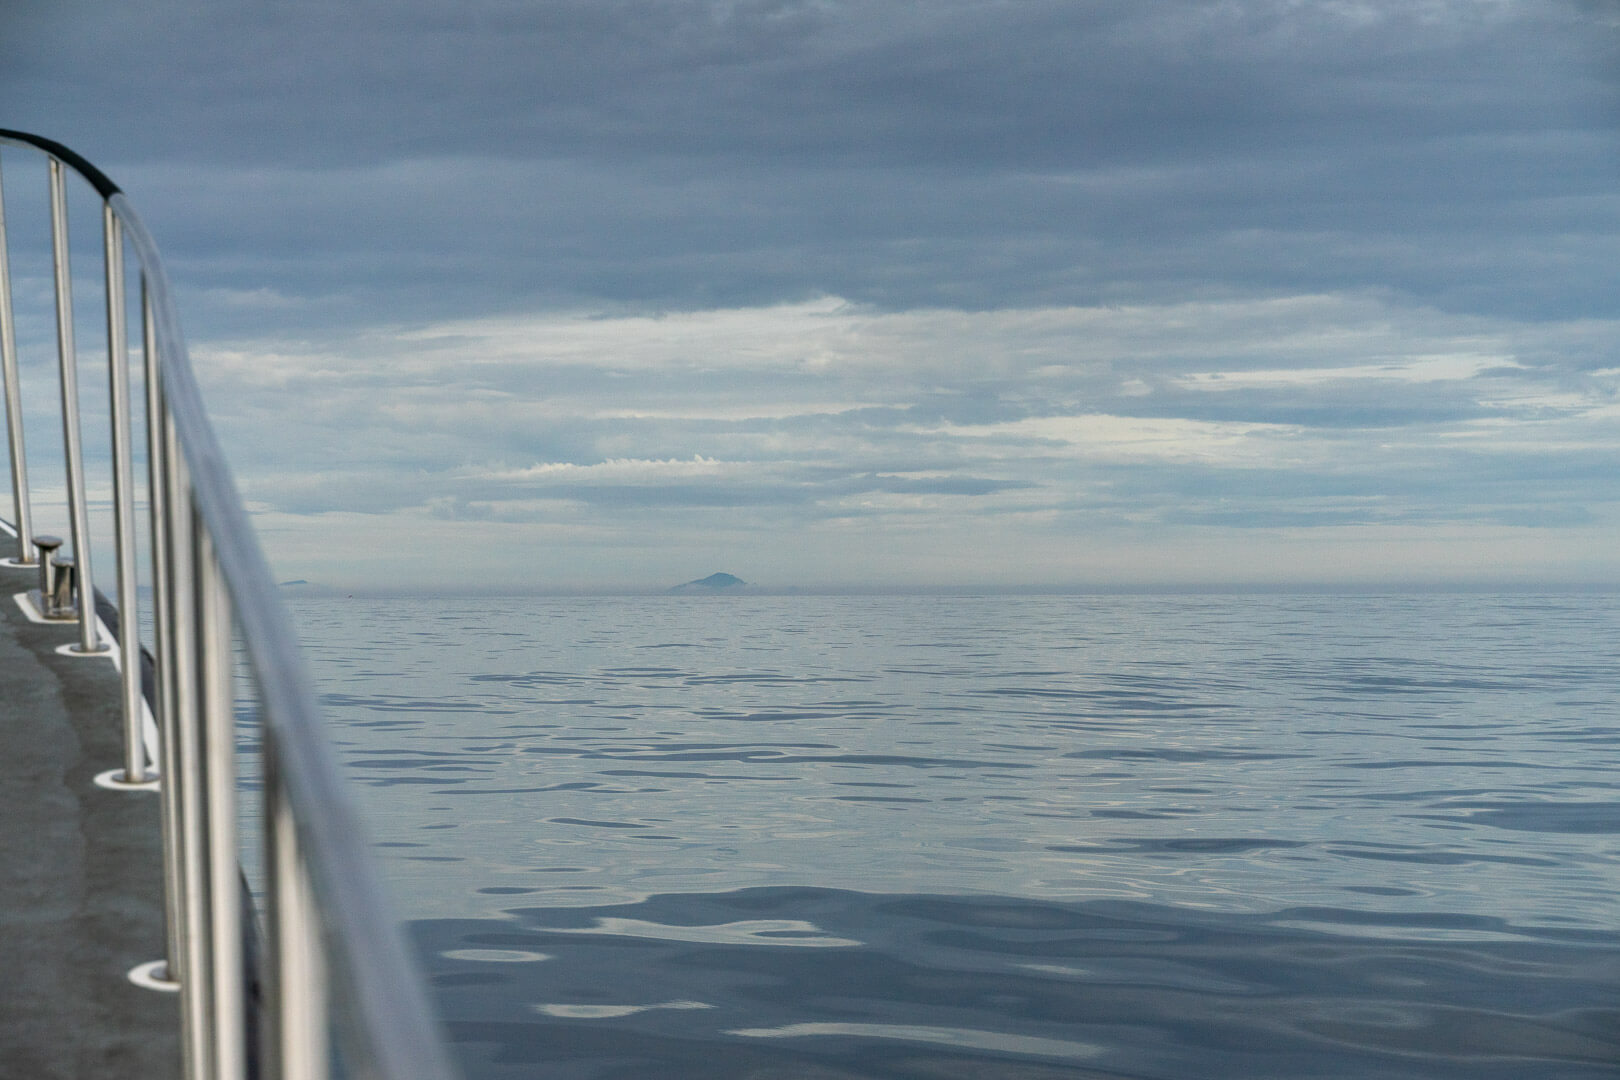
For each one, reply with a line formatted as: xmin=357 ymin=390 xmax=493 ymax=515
xmin=287 ymin=592 xmax=1620 ymax=1078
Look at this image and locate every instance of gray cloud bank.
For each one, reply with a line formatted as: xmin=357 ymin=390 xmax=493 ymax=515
xmin=3 ymin=1 xmax=1618 ymax=589
xmin=7 ymin=1 xmax=1619 ymax=326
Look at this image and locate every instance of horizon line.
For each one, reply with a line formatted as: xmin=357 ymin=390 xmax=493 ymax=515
xmin=275 ymin=580 xmax=1620 ymax=599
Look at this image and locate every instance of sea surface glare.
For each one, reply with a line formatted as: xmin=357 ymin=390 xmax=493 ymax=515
xmin=285 ymin=592 xmax=1620 ymax=1079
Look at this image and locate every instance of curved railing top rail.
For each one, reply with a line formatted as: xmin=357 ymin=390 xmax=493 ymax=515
xmin=0 ymin=130 xmax=456 ymax=1080
xmin=0 ymin=129 xmax=122 ymax=198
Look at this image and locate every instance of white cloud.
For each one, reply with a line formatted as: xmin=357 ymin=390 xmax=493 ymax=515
xmin=909 ymin=415 xmax=1310 ymax=468
xmin=1178 ymin=353 xmax=1519 ymax=389
xmin=470 ymin=456 xmax=741 ymax=484
xmin=165 ymin=291 xmax=1620 ymax=588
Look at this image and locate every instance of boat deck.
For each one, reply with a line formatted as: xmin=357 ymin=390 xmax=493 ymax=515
xmin=0 ymin=557 xmax=181 ymax=1079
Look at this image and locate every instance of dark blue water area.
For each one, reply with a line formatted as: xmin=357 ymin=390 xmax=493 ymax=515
xmin=283 ymin=592 xmax=1620 ymax=1078
xmin=412 ymin=888 xmax=1620 ymax=1079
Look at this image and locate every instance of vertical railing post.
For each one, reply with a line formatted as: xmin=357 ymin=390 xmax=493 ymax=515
xmin=103 ymin=203 xmax=152 ymax=784
xmin=0 ymin=152 xmax=34 ymax=567
xmin=167 ymin=433 xmax=213 ymax=1080
xmin=198 ymin=524 xmax=246 ymax=1080
xmin=267 ymin=741 xmax=331 ymax=1080
xmin=47 ymin=157 xmax=105 ymax=655
xmin=147 ymin=285 xmax=187 ymax=988
xmin=0 ymin=130 xmax=466 ymax=1080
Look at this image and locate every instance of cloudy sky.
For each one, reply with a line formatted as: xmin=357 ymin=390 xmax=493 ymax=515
xmin=4 ymin=0 xmax=1619 ymax=590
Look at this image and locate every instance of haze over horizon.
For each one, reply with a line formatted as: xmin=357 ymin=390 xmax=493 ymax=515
xmin=5 ymin=1 xmax=1619 ymax=591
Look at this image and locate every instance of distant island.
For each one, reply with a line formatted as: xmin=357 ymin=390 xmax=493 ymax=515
xmin=669 ymin=572 xmax=746 ymax=593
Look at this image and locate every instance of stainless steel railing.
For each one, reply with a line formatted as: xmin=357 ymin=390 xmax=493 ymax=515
xmin=0 ymin=130 xmax=459 ymax=1080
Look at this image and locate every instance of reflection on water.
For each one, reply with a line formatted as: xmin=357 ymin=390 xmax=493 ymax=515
xmin=540 ymin=916 xmax=862 ymax=947
xmin=413 ymin=887 xmax=1620 ymax=1079
xmin=536 ymin=1001 xmax=711 ymax=1020
xmin=289 ymin=592 xmax=1620 ymax=1077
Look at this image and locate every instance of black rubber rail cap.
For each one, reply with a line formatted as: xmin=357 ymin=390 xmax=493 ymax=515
xmin=0 ymin=129 xmax=122 ymax=199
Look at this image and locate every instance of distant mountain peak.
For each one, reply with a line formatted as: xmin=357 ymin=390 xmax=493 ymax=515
xmin=670 ymin=572 xmax=746 ymax=593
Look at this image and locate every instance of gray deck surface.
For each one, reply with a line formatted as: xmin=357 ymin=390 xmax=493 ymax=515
xmin=0 ymin=557 xmax=181 ymax=1079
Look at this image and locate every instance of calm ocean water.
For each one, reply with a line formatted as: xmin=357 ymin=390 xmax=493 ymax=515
xmin=284 ymin=592 xmax=1620 ymax=1079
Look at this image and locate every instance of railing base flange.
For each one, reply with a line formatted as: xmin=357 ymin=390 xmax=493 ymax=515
xmin=95 ymin=767 xmax=160 ymax=792
xmin=55 ymin=641 xmax=111 ymax=658
xmin=128 ymin=959 xmax=180 ymax=993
